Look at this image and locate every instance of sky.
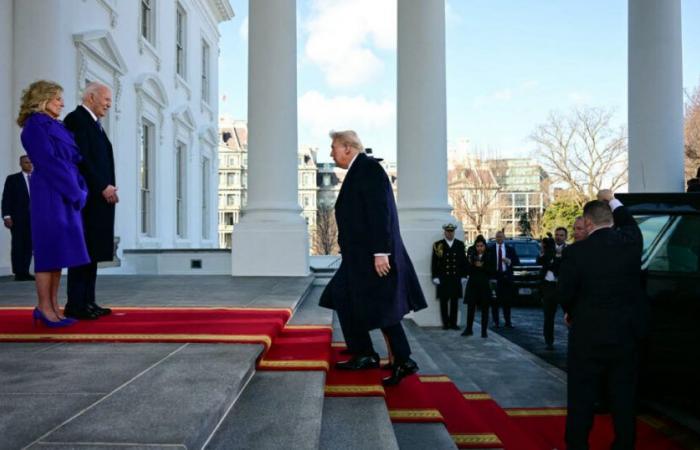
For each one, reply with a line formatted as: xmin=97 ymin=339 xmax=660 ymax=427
xmin=218 ymin=0 xmax=700 ymax=164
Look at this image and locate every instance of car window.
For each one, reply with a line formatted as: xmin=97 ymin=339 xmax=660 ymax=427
xmin=647 ymin=216 xmax=700 ymax=273
xmin=512 ymin=243 xmax=540 ymax=258
xmin=635 ymin=214 xmax=672 ymax=259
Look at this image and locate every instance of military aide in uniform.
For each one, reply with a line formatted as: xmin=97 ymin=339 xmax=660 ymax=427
xmin=431 ymin=224 xmax=468 ymax=330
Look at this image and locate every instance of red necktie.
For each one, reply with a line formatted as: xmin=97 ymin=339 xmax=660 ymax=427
xmin=498 ymin=245 xmax=503 ymax=272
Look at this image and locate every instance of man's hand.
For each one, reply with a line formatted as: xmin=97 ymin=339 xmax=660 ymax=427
xmin=564 ymin=313 xmax=572 ymax=327
xmin=503 ymin=257 xmax=511 ymax=266
xmin=102 ymin=185 xmax=119 ymax=204
xmin=597 ymin=189 xmax=614 ymax=203
xmin=3 ymin=217 xmax=12 ymax=229
xmin=374 ymin=255 xmax=391 ymax=277
xmin=432 ymin=278 xmax=440 ymax=285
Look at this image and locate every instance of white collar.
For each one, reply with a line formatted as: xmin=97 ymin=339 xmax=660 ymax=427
xmin=346 ymin=152 xmax=360 ymax=171
xmin=445 ymin=238 xmax=454 ymax=246
xmin=81 ymin=104 xmax=98 ymax=122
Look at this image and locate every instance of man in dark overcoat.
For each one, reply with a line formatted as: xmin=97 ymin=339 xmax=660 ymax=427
xmin=487 ymin=230 xmax=519 ymax=328
xmin=539 ymin=227 xmax=568 ymax=350
xmin=320 ymin=130 xmax=427 ymax=386
xmin=2 ymin=155 xmax=34 ymax=280
xmin=558 ymin=190 xmax=647 ymax=450
xmin=431 ymin=223 xmax=467 ymax=330
xmin=63 ymin=82 xmax=117 ymax=319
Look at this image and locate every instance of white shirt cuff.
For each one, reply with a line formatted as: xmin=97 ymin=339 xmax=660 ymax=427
xmin=609 ymin=198 xmax=623 ymax=211
xmin=374 ymin=253 xmax=390 ymax=256
xmin=2 ymin=215 xmax=10 ymax=219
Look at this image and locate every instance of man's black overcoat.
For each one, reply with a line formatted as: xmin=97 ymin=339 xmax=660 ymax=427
xmin=319 ymin=153 xmax=427 ymax=330
xmin=63 ymin=106 xmax=115 ymax=262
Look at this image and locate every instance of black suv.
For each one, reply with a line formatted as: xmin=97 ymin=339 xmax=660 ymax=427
xmin=488 ymin=237 xmax=543 ymax=305
xmin=616 ymin=193 xmax=700 ymax=417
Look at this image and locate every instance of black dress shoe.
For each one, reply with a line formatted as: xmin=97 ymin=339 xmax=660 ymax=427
xmin=505 ymin=323 xmax=514 ymax=329
xmin=382 ymin=359 xmax=418 ymax=386
xmin=545 ymin=343 xmax=554 ymax=350
xmin=64 ymin=305 xmax=100 ymax=320
xmin=442 ymin=325 xmax=449 ymax=330
xmin=461 ymin=329 xmax=473 ymax=336
xmin=14 ymin=274 xmax=34 ymax=281
xmin=481 ymin=332 xmax=488 ymax=338
xmin=335 ymin=354 xmax=380 ymax=370
xmin=493 ymin=322 xmax=501 ymax=328
xmin=87 ymin=303 xmax=112 ymax=316
xmin=450 ymin=325 xmax=460 ymax=330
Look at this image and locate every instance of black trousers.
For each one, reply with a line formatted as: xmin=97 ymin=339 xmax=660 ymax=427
xmin=67 ymin=262 xmax=98 ymax=309
xmin=566 ymin=346 xmax=638 ymax=450
xmin=466 ymin=283 xmax=490 ymax=336
xmin=541 ymin=281 xmax=559 ymax=345
xmin=336 ymin=308 xmax=359 ymax=353
xmin=492 ymin=277 xmax=514 ymax=326
xmin=439 ymin=296 xmax=459 ymax=328
xmin=10 ymin=224 xmax=32 ymax=275
xmin=352 ymin=322 xmax=411 ymax=364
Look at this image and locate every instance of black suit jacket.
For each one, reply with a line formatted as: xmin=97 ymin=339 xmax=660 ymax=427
xmin=486 ymin=243 xmax=520 ymax=282
xmin=1 ymin=172 xmax=31 ymax=226
xmin=63 ymin=106 xmax=116 ymax=262
xmin=431 ymin=239 xmax=468 ymax=299
xmin=557 ymin=205 xmax=646 ymax=353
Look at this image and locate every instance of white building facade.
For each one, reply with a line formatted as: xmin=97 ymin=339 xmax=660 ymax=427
xmin=0 ymin=0 xmax=233 ymax=275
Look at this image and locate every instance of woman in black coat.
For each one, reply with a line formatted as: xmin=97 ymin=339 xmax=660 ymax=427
xmin=462 ymin=235 xmax=493 ymax=338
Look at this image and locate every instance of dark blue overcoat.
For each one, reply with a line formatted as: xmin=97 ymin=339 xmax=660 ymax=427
xmin=319 ymin=153 xmax=427 ymax=330
xmin=20 ymin=113 xmax=90 ymax=272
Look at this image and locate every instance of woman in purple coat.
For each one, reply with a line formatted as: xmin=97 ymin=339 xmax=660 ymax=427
xmin=17 ymin=80 xmax=90 ymax=327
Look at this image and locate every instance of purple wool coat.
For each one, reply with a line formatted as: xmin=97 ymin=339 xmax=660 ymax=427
xmin=20 ymin=113 xmax=90 ymax=272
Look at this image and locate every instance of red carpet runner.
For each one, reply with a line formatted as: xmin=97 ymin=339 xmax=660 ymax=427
xmin=0 ymin=307 xmax=291 ymax=348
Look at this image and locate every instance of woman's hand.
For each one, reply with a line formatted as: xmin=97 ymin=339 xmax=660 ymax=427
xmin=374 ymin=255 xmax=391 ymax=277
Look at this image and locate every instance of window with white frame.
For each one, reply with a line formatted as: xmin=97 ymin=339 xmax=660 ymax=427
xmin=176 ymin=142 xmax=187 ymax=238
xmin=201 ymin=40 xmax=210 ymax=103
xmin=202 ymin=157 xmax=210 ymax=239
xmin=141 ymin=0 xmax=155 ymax=45
xmin=140 ymin=120 xmax=155 ymax=236
xmin=176 ymin=4 xmax=186 ymax=79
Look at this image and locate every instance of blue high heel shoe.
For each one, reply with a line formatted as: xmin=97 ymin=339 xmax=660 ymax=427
xmin=32 ymin=308 xmax=75 ymax=328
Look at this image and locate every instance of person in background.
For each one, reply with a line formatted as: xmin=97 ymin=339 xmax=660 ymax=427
xmin=16 ymin=80 xmax=90 ymax=327
xmin=462 ymin=235 xmax=492 ymax=338
xmin=487 ymin=230 xmax=519 ymax=328
xmin=539 ymin=227 xmax=568 ymax=350
xmin=573 ymin=216 xmax=587 ymax=242
xmin=2 ymin=155 xmax=34 ymax=281
xmin=431 ymin=223 xmax=468 ymax=330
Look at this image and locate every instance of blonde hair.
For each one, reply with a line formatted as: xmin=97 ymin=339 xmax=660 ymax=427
xmin=16 ymin=80 xmax=63 ymax=127
xmin=329 ymin=130 xmax=365 ymax=152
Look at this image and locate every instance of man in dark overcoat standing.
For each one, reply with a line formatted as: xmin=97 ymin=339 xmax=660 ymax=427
xmin=431 ymin=223 xmax=467 ymax=330
xmin=63 ymin=82 xmax=117 ymax=319
xmin=320 ymin=130 xmax=427 ymax=386
xmin=558 ymin=190 xmax=647 ymax=450
xmin=2 ymin=155 xmax=34 ymax=280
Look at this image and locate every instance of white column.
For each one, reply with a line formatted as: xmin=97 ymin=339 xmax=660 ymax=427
xmin=628 ymin=0 xmax=684 ymax=192
xmin=231 ymin=0 xmax=309 ymax=276
xmin=0 ymin=0 xmax=14 ymax=275
xmin=397 ymin=0 xmax=459 ymax=326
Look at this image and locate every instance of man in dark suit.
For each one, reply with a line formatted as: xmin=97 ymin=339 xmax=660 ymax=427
xmin=431 ymin=223 xmax=468 ymax=330
xmin=63 ymin=82 xmax=118 ymax=319
xmin=558 ymin=190 xmax=646 ymax=450
xmin=487 ymin=230 xmax=519 ymax=328
xmin=320 ymin=130 xmax=427 ymax=386
xmin=539 ymin=227 xmax=568 ymax=350
xmin=2 ymin=155 xmax=34 ymax=281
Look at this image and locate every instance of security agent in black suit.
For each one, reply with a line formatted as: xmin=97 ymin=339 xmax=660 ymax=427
xmin=487 ymin=230 xmax=519 ymax=328
xmin=1 ymin=155 xmax=34 ymax=280
xmin=63 ymin=83 xmax=118 ymax=320
xmin=431 ymin=223 xmax=468 ymax=330
xmin=538 ymin=227 xmax=567 ymax=350
xmin=558 ymin=190 xmax=646 ymax=450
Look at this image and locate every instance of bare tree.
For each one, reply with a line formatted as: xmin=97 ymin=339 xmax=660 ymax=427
xmin=312 ymin=205 xmax=339 ymax=255
xmin=685 ymin=81 xmax=700 ymax=180
xmin=531 ymin=107 xmax=627 ymax=204
xmin=448 ymin=163 xmax=500 ymax=235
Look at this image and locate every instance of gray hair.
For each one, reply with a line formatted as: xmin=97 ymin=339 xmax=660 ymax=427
xmin=329 ymin=130 xmax=365 ymax=152
xmin=82 ymin=82 xmax=109 ymax=101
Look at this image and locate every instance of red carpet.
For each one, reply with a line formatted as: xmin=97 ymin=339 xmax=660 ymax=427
xmin=384 ymin=373 xmax=444 ymax=423
xmin=0 ymin=307 xmax=291 ymax=348
xmin=505 ymin=407 xmax=689 ymax=450
xmin=257 ymin=325 xmax=332 ymax=371
xmin=325 ymin=346 xmax=385 ymax=396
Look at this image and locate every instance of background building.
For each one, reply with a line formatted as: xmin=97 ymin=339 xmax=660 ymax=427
xmin=0 ymin=0 xmax=234 ymax=275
